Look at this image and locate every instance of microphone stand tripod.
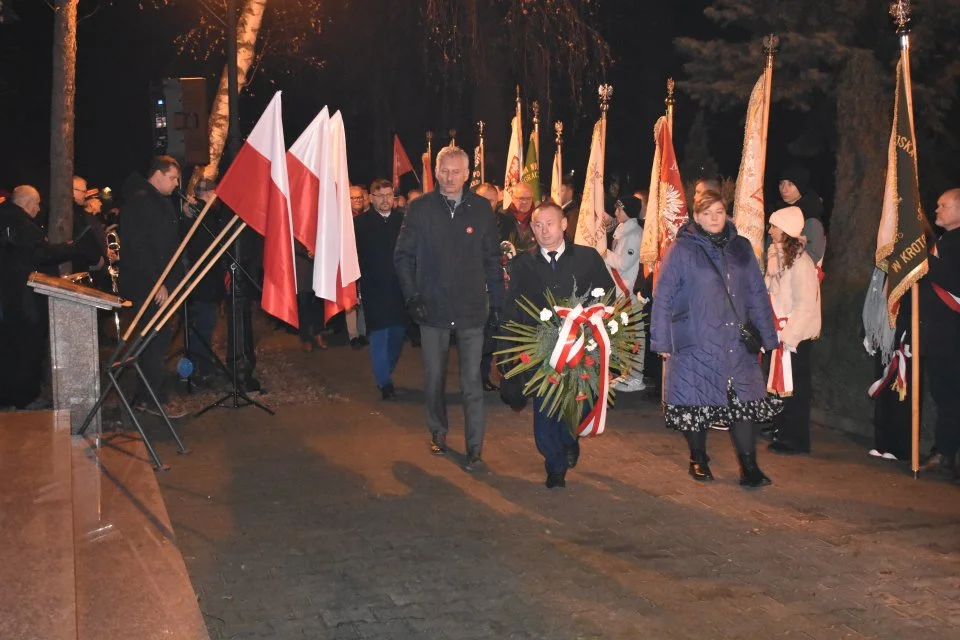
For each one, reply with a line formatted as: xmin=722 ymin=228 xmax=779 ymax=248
xmin=176 ymin=193 xmax=273 ymax=417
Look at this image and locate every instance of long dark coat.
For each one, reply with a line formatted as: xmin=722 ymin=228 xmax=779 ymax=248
xmin=650 ymin=222 xmax=778 ymax=406
xmin=355 ymin=208 xmax=408 ymax=330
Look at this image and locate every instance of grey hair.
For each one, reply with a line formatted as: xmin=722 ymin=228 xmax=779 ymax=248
xmin=11 ymin=185 xmax=40 ymax=207
xmin=435 ymin=146 xmax=469 ymax=171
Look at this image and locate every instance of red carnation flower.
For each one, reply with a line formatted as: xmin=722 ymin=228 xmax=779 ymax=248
xmin=519 ymin=352 xmax=531 ymax=364
xmin=548 ymin=376 xmax=559 ymax=385
xmin=580 ymin=373 xmax=590 ymax=380
xmin=576 ymin=393 xmax=588 ymax=401
xmin=584 ymin=355 xmax=595 ymax=367
xmin=632 ymin=342 xmax=640 ymax=353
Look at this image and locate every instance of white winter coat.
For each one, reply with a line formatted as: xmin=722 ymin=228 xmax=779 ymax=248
xmin=765 ymin=243 xmax=821 ymax=349
xmin=604 ymin=218 xmax=643 ymax=299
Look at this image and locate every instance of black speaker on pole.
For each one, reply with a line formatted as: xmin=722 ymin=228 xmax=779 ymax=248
xmin=150 ymin=77 xmax=210 ymax=165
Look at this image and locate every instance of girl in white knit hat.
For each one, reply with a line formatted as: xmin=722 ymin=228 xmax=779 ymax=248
xmin=765 ymin=206 xmax=821 ymax=454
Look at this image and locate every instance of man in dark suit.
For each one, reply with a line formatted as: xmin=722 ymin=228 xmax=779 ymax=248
xmin=500 ymin=202 xmax=613 ymax=488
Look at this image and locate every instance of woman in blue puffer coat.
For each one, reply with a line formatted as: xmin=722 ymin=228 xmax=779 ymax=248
xmin=650 ymin=190 xmax=782 ymax=488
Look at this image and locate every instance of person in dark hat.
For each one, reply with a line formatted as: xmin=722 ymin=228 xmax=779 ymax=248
xmin=775 ymin=164 xmax=827 ymax=268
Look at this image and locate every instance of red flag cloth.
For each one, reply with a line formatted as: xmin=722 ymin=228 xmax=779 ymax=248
xmin=638 ymin=117 xmax=687 ymax=288
xmin=393 ymin=135 xmax=414 ymax=191
xmin=287 ymin=107 xmax=329 ymax=253
xmin=215 ymin=91 xmax=298 ymax=328
xmin=422 ymin=150 xmax=434 ymax=192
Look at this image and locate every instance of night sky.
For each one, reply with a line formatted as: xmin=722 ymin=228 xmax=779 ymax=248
xmin=1 ymin=0 xmax=738 ymax=202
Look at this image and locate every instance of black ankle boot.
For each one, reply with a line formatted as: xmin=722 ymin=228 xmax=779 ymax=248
xmin=688 ymin=449 xmax=714 ymax=482
xmin=738 ymin=452 xmax=772 ymax=488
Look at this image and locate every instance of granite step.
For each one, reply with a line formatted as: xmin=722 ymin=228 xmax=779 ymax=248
xmin=0 ymin=410 xmax=78 ymax=640
xmin=71 ymin=433 xmax=209 ymax=640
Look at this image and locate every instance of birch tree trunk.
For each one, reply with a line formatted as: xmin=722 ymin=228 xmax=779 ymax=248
xmin=187 ymin=0 xmax=268 ymax=194
xmin=49 ymin=0 xmax=78 ymax=256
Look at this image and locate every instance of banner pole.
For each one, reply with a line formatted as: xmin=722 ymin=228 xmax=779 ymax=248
xmin=760 ymin=34 xmax=779 ymax=175
xmin=478 ymin=120 xmax=485 ymax=183
xmin=665 ymin=78 xmax=675 ymax=135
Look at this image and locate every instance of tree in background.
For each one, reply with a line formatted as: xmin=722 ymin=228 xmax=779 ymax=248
xmin=675 ymin=0 xmax=960 ymax=427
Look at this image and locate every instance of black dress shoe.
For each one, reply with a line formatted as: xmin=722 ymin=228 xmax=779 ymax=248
xmin=564 ymin=440 xmax=581 ymax=469
xmin=483 ymin=379 xmax=499 ymax=392
xmin=350 ymin=337 xmax=365 ymax=350
xmin=688 ymin=449 xmax=714 ymax=482
xmin=545 ymin=472 xmax=566 ymax=489
xmin=381 ymin=383 xmax=396 ymax=400
xmin=768 ymin=439 xmax=808 ymax=455
xmin=430 ymin=431 xmax=447 ymax=455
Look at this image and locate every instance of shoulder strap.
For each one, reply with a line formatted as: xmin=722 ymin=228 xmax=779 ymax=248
xmin=698 ymin=245 xmax=743 ymax=325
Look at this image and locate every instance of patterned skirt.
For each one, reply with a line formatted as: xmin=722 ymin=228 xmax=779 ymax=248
xmin=664 ymin=380 xmax=783 ymax=432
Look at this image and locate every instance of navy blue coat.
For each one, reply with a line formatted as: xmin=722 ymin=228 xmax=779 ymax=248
xmin=650 ymin=222 xmax=778 ymax=406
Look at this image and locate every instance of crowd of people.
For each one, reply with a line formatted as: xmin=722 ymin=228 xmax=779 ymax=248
xmin=2 ymin=147 xmax=958 ymax=488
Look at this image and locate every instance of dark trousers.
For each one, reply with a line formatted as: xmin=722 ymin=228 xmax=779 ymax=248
xmin=480 ymin=353 xmax=493 ymax=382
xmin=297 ymin=291 xmax=322 ymax=343
xmin=533 ymin=395 xmax=578 ymax=473
xmin=137 ymin=321 xmax=173 ymax=405
xmin=420 ymin=325 xmax=485 ymax=453
xmin=873 ymin=352 xmax=914 ymax=459
xmin=0 ymin=304 xmax=46 ymax=408
xmin=187 ymin=300 xmax=219 ymax=376
xmin=926 ymin=355 xmax=960 ymax=457
xmin=368 ymin=324 xmax=406 ymax=388
xmin=773 ymin=339 xmax=812 ymax=452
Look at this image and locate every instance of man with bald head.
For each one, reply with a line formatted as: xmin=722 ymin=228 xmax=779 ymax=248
xmin=0 ymin=185 xmax=76 ymax=408
xmin=920 ymin=188 xmax=960 ymax=480
xmin=499 ymin=202 xmax=613 ymax=488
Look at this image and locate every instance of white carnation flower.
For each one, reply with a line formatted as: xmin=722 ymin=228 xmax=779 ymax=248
xmin=539 ymin=308 xmax=553 ymax=322
xmin=587 ymin=339 xmax=598 ymax=352
xmin=607 ymin=320 xmax=619 ymax=335
xmin=620 ymin=312 xmax=629 ymax=325
xmin=591 ymin=287 xmax=605 ymax=298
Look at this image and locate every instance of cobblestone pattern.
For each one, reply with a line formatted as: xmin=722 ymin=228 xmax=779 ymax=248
xmin=156 ymin=335 xmax=960 ymax=639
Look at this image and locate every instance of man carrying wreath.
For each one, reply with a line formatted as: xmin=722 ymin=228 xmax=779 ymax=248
xmin=500 ymin=202 xmax=614 ymax=488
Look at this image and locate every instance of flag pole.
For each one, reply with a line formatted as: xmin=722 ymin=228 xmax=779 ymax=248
xmin=665 ymin=78 xmax=675 ymax=134
xmin=761 ymin=34 xmax=779 ymax=174
xmin=478 ymin=120 xmax=486 ymax=183
xmin=425 ymin=130 xmax=433 ymax=184
xmin=532 ymin=100 xmax=540 ymax=162
xmin=889 ymin=0 xmax=921 ymax=478
xmin=553 ymin=120 xmax=563 ymax=204
xmin=516 ymin=85 xmax=524 ymax=170
xmin=599 ymin=84 xmax=613 ymax=161
xmin=448 ymin=128 xmax=457 ymax=148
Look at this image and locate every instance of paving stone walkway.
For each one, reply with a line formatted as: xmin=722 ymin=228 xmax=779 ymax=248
xmin=156 ymin=332 xmax=960 ymax=639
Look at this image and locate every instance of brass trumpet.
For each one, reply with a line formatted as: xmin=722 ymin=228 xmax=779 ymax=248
xmin=106 ymin=228 xmax=120 ymax=294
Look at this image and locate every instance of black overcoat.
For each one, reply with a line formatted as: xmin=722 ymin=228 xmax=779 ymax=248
xmin=355 ymin=208 xmax=408 ymax=330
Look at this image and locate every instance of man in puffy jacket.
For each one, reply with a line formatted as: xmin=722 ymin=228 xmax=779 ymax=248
xmin=394 ymin=147 xmax=503 ymax=470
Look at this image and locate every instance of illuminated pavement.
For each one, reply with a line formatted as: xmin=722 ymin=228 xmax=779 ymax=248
xmin=156 ymin=333 xmax=960 ymax=639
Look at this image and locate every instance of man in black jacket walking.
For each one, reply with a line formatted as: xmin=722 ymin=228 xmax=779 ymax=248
xmin=357 ymin=178 xmax=408 ymax=400
xmin=394 ymin=147 xmax=503 ymax=468
xmin=118 ymin=156 xmax=186 ymax=417
xmin=500 ymin=203 xmax=613 ymax=488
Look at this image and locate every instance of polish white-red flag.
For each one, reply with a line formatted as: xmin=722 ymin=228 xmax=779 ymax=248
xmin=287 ymin=106 xmax=329 ymax=252
xmin=313 ymin=110 xmax=360 ymax=321
xmin=393 ymin=135 xmax=415 ymax=191
xmin=215 ymin=91 xmax=298 ymax=327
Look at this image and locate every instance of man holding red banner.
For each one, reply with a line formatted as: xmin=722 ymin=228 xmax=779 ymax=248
xmin=919 ymin=189 xmax=960 ymax=480
xmin=500 ymin=203 xmax=613 ymax=489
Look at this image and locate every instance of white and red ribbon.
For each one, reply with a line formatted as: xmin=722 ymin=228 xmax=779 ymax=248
xmin=932 ymin=283 xmax=960 ymax=314
xmin=549 ymin=303 xmax=614 ymax=437
xmin=868 ymin=332 xmax=911 ymax=401
xmin=766 ymin=309 xmax=793 ymax=396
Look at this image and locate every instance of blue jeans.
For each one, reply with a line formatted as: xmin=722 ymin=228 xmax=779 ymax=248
xmin=368 ymin=325 xmax=406 ymax=388
xmin=533 ymin=395 xmax=578 ymax=473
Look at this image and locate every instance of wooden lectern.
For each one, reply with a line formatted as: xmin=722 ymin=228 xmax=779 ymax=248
xmin=27 ymin=273 xmax=123 ymax=434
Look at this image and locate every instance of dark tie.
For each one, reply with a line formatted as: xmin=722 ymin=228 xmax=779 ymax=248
xmin=548 ymin=251 xmax=558 ymax=270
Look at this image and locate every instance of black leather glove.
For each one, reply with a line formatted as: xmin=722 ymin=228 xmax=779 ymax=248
xmin=499 ymin=376 xmax=528 ymax=412
xmin=406 ymin=294 xmax=428 ymax=324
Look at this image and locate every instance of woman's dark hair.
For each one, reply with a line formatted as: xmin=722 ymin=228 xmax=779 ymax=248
xmin=781 ymin=234 xmax=805 ymax=270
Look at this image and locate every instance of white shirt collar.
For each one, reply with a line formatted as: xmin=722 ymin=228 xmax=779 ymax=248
xmin=541 ymin=243 xmax=566 ymax=262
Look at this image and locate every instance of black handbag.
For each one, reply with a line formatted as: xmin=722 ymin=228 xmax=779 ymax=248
xmin=699 ymin=247 xmax=763 ymax=354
